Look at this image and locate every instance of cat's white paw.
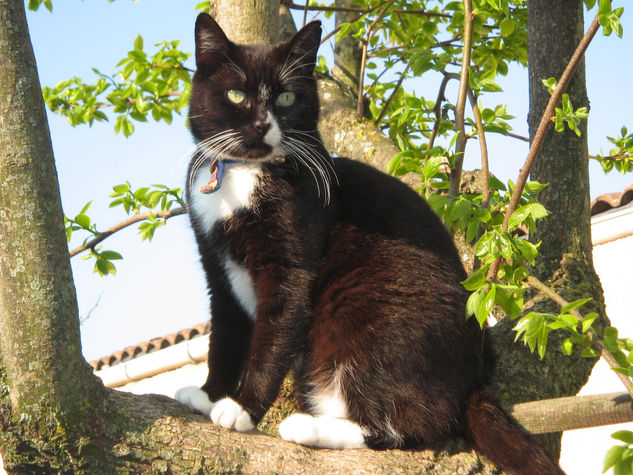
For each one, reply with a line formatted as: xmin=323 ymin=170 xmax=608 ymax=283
xmin=175 ymin=386 xmax=214 ymax=416
xmin=279 ymin=413 xmax=367 ymax=449
xmin=210 ymin=397 xmax=255 ymax=432
xmin=279 ymin=413 xmax=320 ymax=446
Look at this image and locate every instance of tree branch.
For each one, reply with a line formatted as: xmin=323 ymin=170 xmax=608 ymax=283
xmin=285 ymin=1 xmax=451 ymax=18
xmin=356 ymin=1 xmax=395 ymax=118
xmin=448 ymin=0 xmax=474 ymax=197
xmin=486 ymin=14 xmax=601 ymax=281
xmin=69 ymin=207 xmax=188 ymax=258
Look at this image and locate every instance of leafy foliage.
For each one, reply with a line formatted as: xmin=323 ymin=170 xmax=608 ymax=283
xmin=604 ymin=431 xmax=633 ymax=474
xmin=43 ymin=36 xmax=191 ymax=136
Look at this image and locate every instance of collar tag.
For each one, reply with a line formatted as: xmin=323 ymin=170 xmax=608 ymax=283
xmin=199 ymin=159 xmax=225 ymax=194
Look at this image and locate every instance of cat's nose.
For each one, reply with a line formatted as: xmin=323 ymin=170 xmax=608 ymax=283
xmin=252 ymin=120 xmax=271 ymax=135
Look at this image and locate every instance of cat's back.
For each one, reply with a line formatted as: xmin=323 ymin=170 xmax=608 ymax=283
xmin=331 ymin=157 xmax=464 ymax=269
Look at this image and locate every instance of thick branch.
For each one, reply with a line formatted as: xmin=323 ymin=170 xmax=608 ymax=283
xmin=512 ymin=392 xmax=633 ymax=434
xmin=317 ymin=76 xmax=421 ymax=189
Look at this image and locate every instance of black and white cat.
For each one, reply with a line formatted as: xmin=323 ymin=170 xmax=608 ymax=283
xmin=176 ymin=13 xmax=562 ymax=474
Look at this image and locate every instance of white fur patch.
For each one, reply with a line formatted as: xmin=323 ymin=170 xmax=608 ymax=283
xmin=264 ymin=112 xmax=285 ymax=158
xmin=189 ymin=161 xmax=262 ymax=236
xmin=263 ymin=111 xmax=283 ymax=154
xmin=279 ymin=413 xmax=367 ymax=449
xmin=224 ymin=257 xmax=257 ymax=320
xmin=175 ymin=386 xmax=215 ymax=416
xmin=308 ymin=365 xmax=349 ymax=418
xmin=210 ymin=397 xmax=255 ymax=432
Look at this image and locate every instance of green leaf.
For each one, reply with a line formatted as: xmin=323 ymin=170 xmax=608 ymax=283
xmin=134 ymin=35 xmax=144 ymax=53
xmin=499 ymin=18 xmax=515 ymax=37
xmin=582 ymin=346 xmax=600 ymax=358
xmin=562 ymin=338 xmax=574 ymax=355
xmin=612 ymin=431 xmax=633 ymax=445
xmin=508 ymin=203 xmax=548 ymax=230
xmin=582 ymin=312 xmax=599 ymax=333
xmin=100 ymin=250 xmax=123 ymax=261
xmin=462 ymin=265 xmax=490 ymax=291
xmin=604 ymin=445 xmax=627 ymax=472
xmin=476 ymin=286 xmax=496 ymax=327
xmin=95 ymin=258 xmax=116 ymax=276
xmin=74 ymin=214 xmax=91 ymax=229
xmin=524 ymin=181 xmax=548 ymax=195
xmin=561 ymin=297 xmax=592 ymax=314
xmin=466 ymin=287 xmax=485 ymax=320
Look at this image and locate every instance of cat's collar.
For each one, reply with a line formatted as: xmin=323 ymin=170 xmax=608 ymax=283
xmin=199 ymin=156 xmax=286 ymax=194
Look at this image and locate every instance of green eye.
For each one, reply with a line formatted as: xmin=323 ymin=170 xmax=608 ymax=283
xmin=226 ymin=89 xmax=247 ymax=105
xmin=275 ymin=91 xmax=296 ymax=107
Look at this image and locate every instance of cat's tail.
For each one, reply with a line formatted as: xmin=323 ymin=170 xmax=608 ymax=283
xmin=465 ymin=387 xmax=565 ymax=475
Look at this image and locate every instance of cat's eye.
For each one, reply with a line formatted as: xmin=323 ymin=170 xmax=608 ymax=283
xmin=226 ymin=89 xmax=247 ymax=105
xmin=275 ymin=91 xmax=296 ymax=107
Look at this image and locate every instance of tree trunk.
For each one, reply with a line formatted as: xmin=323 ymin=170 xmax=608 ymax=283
xmin=490 ymin=0 xmax=605 ymax=457
xmin=210 ymin=0 xmax=280 ymax=44
xmin=332 ymin=0 xmax=362 ymax=94
xmin=0 ymin=0 xmax=107 ymax=467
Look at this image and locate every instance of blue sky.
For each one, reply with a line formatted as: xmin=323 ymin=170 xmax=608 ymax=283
xmin=24 ymin=1 xmax=632 ymax=361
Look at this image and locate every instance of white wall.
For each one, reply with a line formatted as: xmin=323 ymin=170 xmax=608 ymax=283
xmin=560 ymin=210 xmax=633 ymax=474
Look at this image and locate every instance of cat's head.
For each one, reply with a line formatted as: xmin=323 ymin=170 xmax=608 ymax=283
xmin=189 ymin=13 xmax=323 ymax=163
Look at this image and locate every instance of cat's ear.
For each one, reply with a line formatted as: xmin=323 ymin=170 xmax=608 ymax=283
xmin=284 ymin=21 xmax=322 ymax=75
xmin=194 ymin=13 xmax=233 ymax=70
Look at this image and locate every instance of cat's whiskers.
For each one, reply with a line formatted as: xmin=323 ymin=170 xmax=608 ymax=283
xmin=188 ymin=130 xmax=244 ymax=191
xmin=282 ymin=134 xmax=335 ymax=205
xmin=285 ymin=129 xmax=338 ymax=180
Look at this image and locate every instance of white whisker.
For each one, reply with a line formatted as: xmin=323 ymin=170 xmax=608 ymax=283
xmin=187 ymin=130 xmax=244 ymax=192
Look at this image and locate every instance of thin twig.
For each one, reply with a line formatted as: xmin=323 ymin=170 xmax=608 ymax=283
xmin=467 ymin=88 xmax=490 ymax=206
xmin=286 ymin=1 xmax=451 ymax=18
xmin=357 ymin=1 xmax=395 ymax=118
xmin=467 ymin=87 xmax=490 ymax=274
xmin=69 ymin=207 xmax=188 ymax=258
xmin=526 ymin=275 xmax=633 ymax=399
xmin=426 ymin=72 xmax=458 ymax=154
xmin=374 ymin=63 xmax=411 ymax=124
xmin=448 ymin=0 xmax=474 ymax=197
xmin=486 ymin=14 xmax=601 ymax=281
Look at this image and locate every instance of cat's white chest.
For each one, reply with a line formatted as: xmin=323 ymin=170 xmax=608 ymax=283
xmin=188 ymin=161 xmax=262 ymax=235
xmin=189 ymin=161 xmax=261 ymax=320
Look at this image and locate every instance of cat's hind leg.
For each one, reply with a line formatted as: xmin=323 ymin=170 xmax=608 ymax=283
xmin=279 ymin=365 xmax=367 ymax=449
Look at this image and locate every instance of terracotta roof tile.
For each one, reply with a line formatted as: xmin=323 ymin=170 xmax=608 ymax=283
xmin=591 ymin=183 xmax=633 ymax=216
xmin=89 ymin=322 xmax=210 ymax=371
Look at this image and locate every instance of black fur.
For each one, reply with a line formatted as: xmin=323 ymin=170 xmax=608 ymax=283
xmin=184 ymin=13 xmax=563 ymax=474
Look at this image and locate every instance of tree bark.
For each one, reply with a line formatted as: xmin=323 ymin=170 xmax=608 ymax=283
xmin=0 ymin=0 xmax=108 ymax=465
xmin=490 ymin=0 xmax=606 ymax=457
xmin=210 ymin=0 xmax=280 ymax=45
xmin=332 ymin=0 xmax=362 ymax=94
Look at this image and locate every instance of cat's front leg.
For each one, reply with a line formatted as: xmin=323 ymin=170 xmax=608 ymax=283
xmin=208 ymin=397 xmax=256 ymax=431
xmin=176 ymin=281 xmax=254 ymax=419
xmin=175 ymin=386 xmax=215 ymax=415
xmin=212 ymin=265 xmax=313 ymax=432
